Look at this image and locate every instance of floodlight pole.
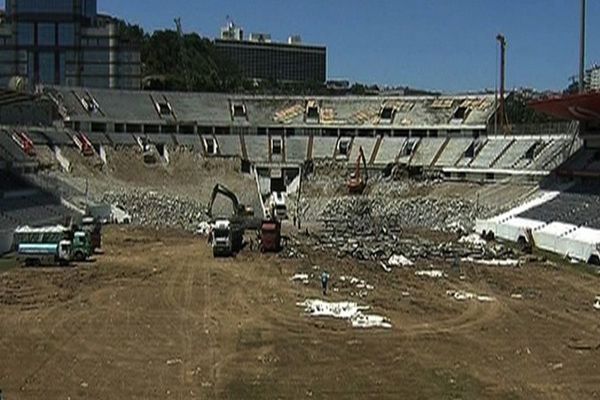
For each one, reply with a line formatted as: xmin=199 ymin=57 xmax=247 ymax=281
xmin=579 ymin=0 xmax=586 ymax=93
xmin=496 ymin=34 xmax=506 ymax=134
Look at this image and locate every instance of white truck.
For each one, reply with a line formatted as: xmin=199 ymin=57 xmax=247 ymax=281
xmin=210 ymin=219 xmax=243 ymax=257
xmin=268 ymin=192 xmax=287 ymax=221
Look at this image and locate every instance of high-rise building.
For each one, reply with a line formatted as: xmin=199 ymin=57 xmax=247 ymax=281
xmin=0 ymin=0 xmax=141 ymax=89
xmin=214 ymin=23 xmax=326 ymax=83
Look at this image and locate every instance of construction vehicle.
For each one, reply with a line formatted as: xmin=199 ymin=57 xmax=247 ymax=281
xmin=210 ymin=219 xmax=244 ymax=257
xmin=206 ymin=184 xmax=255 ymax=257
xmin=73 ymin=132 xmax=94 ymax=156
xmin=14 ymin=225 xmax=93 ymax=266
xmin=81 ymin=216 xmax=102 ymax=250
xmin=260 ymin=219 xmax=281 ymax=253
xmin=207 ymin=183 xmax=255 ymax=220
xmin=347 ymin=146 xmax=368 ymax=194
xmin=267 ymin=191 xmax=288 ymax=220
xmin=11 ymin=130 xmax=35 ymax=156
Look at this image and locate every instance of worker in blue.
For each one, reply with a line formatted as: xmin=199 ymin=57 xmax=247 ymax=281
xmin=321 ymin=271 xmax=330 ymax=296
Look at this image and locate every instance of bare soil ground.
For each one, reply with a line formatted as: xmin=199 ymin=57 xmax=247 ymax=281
xmin=1 ymin=227 xmax=599 ymax=399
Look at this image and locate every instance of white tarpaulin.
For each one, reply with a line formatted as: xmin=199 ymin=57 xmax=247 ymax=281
xmin=415 ymin=270 xmax=446 ymax=278
xmin=297 ymin=299 xmax=391 ymax=329
xmin=461 ymin=257 xmax=520 ymax=267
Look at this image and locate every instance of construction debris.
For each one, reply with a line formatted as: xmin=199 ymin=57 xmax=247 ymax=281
xmin=297 ymin=299 xmax=392 ymax=329
xmin=388 ymin=254 xmax=414 ymax=267
xmin=461 ymin=257 xmax=520 ymax=267
xmin=102 ymin=190 xmax=206 ymax=232
xmin=594 ymin=296 xmax=600 ymax=310
xmin=415 ymin=270 xmax=446 ymax=278
xmin=290 ymin=273 xmax=310 ymax=284
xmin=446 ymin=290 xmax=495 ymax=302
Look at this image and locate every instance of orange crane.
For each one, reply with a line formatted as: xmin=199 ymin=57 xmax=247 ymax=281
xmin=347 ymin=146 xmax=368 ymax=194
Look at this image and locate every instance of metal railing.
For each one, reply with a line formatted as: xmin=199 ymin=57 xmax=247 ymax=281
xmin=488 ymin=122 xmax=573 ymax=136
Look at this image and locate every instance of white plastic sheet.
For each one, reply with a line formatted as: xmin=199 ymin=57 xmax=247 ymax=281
xmin=297 ymin=299 xmax=391 ymax=329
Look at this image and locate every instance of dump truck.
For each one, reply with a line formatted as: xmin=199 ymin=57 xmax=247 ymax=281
xmin=347 ymin=146 xmax=368 ymax=194
xmin=81 ymin=216 xmax=102 ymax=250
xmin=206 ymin=184 xmax=255 ymax=257
xmin=14 ymin=225 xmax=93 ymax=266
xmin=210 ymin=219 xmax=244 ymax=257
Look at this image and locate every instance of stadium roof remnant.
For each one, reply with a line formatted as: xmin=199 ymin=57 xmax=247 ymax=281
xmin=42 ymin=86 xmax=497 ymax=131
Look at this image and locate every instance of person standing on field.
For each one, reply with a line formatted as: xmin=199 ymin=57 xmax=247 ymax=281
xmin=321 ymin=271 xmax=330 ymax=296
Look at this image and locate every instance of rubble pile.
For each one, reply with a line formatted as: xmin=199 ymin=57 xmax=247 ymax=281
xmin=319 ymin=196 xmax=490 ymax=233
xmin=102 ymin=190 xmax=206 ymax=231
xmin=291 ymin=228 xmax=518 ymax=263
xmin=283 ymin=195 xmax=517 ymax=263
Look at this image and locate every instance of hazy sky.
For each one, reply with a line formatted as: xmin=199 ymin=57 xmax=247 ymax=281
xmin=3 ymin=0 xmax=599 ymax=92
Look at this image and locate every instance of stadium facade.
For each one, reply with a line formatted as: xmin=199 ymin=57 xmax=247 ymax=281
xmin=0 ymin=0 xmax=141 ymax=89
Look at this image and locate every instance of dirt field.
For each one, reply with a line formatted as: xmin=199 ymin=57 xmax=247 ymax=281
xmin=1 ymin=226 xmax=600 ymax=399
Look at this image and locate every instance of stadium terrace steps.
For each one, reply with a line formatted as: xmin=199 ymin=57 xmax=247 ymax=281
xmin=470 ymin=138 xmax=513 ymax=169
xmin=149 ymin=134 xmax=175 ymax=145
xmin=434 ymin=138 xmax=473 ymax=167
xmin=518 ymin=184 xmax=600 ymax=229
xmin=86 ymin=132 xmax=111 ymax=145
xmin=286 ymin=137 xmax=309 ymax=163
xmin=174 ymin=134 xmax=202 ymax=148
xmin=409 ymin=137 xmax=447 ymax=167
xmin=106 ymin=133 xmax=136 ymax=145
xmin=0 ymin=130 xmax=27 ymax=162
xmin=311 ymin=137 xmax=339 ymax=159
xmin=372 ymin=137 xmax=406 ymax=165
xmin=494 ymin=139 xmax=538 ymax=169
xmin=43 ymin=129 xmax=72 ymax=145
xmin=45 ymin=87 xmax=497 ymax=129
xmin=244 ymin=136 xmax=269 ymax=162
xmin=532 ymin=139 xmax=569 ymax=170
xmin=27 ymin=130 xmax=51 ymax=145
xmin=213 ymin=135 xmax=242 ymax=157
xmin=348 ymin=137 xmax=378 ymax=164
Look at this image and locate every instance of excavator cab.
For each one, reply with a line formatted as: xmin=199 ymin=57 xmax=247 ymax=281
xmin=347 ymin=146 xmax=368 ymax=194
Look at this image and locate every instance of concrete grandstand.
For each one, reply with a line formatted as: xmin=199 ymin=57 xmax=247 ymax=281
xmin=12 ymin=86 xmax=580 ymax=180
xmin=0 ymin=84 xmax=596 ymax=263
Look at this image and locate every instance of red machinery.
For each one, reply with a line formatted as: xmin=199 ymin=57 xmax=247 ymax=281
xmin=11 ymin=130 xmax=36 ymax=156
xmin=347 ymin=146 xmax=368 ymax=194
xmin=260 ymin=219 xmax=281 ymax=253
xmin=73 ymin=132 xmax=94 ymax=156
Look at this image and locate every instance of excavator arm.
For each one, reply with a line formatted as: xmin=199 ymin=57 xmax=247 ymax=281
xmin=347 ymin=146 xmax=368 ymax=194
xmin=359 ymin=146 xmax=368 ymax=184
xmin=206 ymin=184 xmax=254 ymax=218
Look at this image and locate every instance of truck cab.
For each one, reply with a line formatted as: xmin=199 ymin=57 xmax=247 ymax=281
xmin=269 ymin=192 xmax=288 ymax=221
xmin=72 ymin=231 xmax=92 ymax=261
xmin=211 ymin=219 xmax=243 ymax=257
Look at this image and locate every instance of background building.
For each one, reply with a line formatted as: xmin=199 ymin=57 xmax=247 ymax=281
xmin=584 ymin=65 xmax=600 ymax=91
xmin=0 ymin=0 xmax=140 ymax=89
xmin=214 ymin=22 xmax=326 ymax=84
